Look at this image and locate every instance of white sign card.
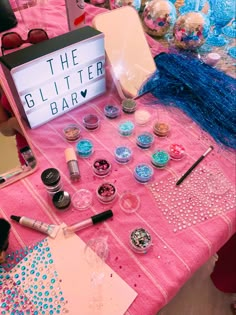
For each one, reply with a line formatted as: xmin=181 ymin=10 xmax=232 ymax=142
xmin=0 ymin=26 xmax=106 ymax=128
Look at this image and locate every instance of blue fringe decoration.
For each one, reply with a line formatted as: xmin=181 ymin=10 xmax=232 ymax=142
xmin=139 ymin=52 xmax=236 ymax=149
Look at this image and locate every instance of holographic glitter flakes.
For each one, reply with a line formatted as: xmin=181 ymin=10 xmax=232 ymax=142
xmin=149 ymin=165 xmax=235 ymax=232
xmin=1 ymin=239 xmax=68 ymax=314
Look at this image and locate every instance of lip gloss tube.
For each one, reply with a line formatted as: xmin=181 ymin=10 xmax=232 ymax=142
xmin=65 ymin=147 xmax=80 ymax=182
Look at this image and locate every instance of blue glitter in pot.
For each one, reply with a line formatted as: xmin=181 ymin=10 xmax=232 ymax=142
xmin=76 ymin=139 xmax=93 ymax=158
xmin=134 ymin=163 xmax=154 ymax=183
xmin=136 ymin=132 xmax=154 ymax=149
xmin=118 ymin=121 xmax=135 ymax=136
xmin=114 ymin=146 xmax=132 ymax=164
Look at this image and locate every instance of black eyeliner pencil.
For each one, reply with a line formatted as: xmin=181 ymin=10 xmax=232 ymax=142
xmin=176 ymin=146 xmax=214 ymax=186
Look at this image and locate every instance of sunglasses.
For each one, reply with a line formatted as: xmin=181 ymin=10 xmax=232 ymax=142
xmin=1 ymin=28 xmax=49 ymax=55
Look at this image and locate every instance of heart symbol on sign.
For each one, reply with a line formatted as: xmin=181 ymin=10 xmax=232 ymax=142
xmin=81 ymin=90 xmax=87 ymax=98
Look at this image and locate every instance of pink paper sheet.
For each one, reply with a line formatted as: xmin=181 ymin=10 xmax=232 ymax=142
xmin=0 ymin=1 xmax=235 ymax=315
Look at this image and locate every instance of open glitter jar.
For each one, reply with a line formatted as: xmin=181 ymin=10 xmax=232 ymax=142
xmin=118 ymin=121 xmax=135 ymax=136
xmin=153 ymin=121 xmax=170 ymax=137
xmin=96 ymin=182 xmax=117 ymax=204
xmin=169 ymin=143 xmax=185 ymax=160
xmin=136 ymin=132 xmax=154 ymax=149
xmin=83 ymin=114 xmax=100 ymax=130
xmin=76 ymin=139 xmax=94 ymax=158
xmin=122 ymin=98 xmax=137 ymax=114
xmin=119 ymin=191 xmax=140 ymax=214
xmin=130 ymin=227 xmax=152 ymax=254
xmin=104 ymin=104 xmax=120 ymax=119
xmin=134 ymin=163 xmax=154 ymax=183
xmin=151 ymin=149 xmax=170 ymax=168
xmin=93 ymin=158 xmax=111 ymax=177
xmin=114 ymin=146 xmax=133 ymax=164
xmin=63 ymin=124 xmax=81 ymax=142
xmin=72 ymin=189 xmax=92 ymax=210
xmin=134 ymin=109 xmax=151 ymax=125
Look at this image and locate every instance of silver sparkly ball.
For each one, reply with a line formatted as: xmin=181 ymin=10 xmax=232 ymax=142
xmin=173 ymin=11 xmax=210 ymax=50
xmin=142 ymin=0 xmax=177 ymax=37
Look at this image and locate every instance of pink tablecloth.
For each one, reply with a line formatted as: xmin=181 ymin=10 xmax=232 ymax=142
xmin=0 ymin=2 xmax=235 ymax=315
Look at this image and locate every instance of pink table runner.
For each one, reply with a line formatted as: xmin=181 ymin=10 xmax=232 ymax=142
xmin=0 ymin=2 xmax=235 ymax=315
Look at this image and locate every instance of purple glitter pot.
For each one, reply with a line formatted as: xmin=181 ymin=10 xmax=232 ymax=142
xmin=93 ymin=158 xmax=111 ymax=177
xmin=118 ymin=121 xmax=135 ymax=137
xmin=76 ymin=139 xmax=94 ymax=158
xmin=134 ymin=163 xmax=154 ymax=184
xmin=136 ymin=132 xmax=154 ymax=149
xmin=63 ymin=124 xmax=81 ymax=142
xmin=130 ymin=227 xmax=152 ymax=254
xmin=96 ymin=182 xmax=117 ymax=204
xmin=114 ymin=146 xmax=133 ymax=164
xmin=122 ymin=98 xmax=137 ymax=114
xmin=151 ymin=149 xmax=170 ymax=168
xmin=104 ymin=104 xmax=120 ymax=119
xmin=83 ymin=114 xmax=100 ymax=130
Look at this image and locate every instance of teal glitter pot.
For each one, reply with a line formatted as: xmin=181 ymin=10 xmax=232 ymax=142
xmin=114 ymin=146 xmax=133 ymax=164
xmin=76 ymin=139 xmax=93 ymax=158
xmin=151 ymin=149 xmax=170 ymax=168
xmin=134 ymin=163 xmax=154 ymax=183
xmin=136 ymin=132 xmax=154 ymax=149
xmin=118 ymin=121 xmax=135 ymax=136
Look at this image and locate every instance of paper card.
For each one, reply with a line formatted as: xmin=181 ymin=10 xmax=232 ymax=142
xmin=8 ymin=225 xmax=137 ymax=315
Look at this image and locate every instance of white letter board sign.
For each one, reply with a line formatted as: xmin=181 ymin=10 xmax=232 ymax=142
xmin=0 ymin=26 xmax=106 ymax=128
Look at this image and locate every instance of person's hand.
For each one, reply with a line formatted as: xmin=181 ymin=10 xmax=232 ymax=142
xmin=0 ymin=250 xmax=6 ymax=264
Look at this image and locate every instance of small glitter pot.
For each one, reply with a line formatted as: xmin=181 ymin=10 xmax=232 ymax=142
xmin=130 ymin=227 xmax=152 ymax=254
xmin=122 ymin=98 xmax=137 ymax=114
xmin=118 ymin=121 xmax=135 ymax=136
xmin=151 ymin=149 xmax=170 ymax=168
xmin=63 ymin=124 xmax=81 ymax=142
xmin=134 ymin=109 xmax=151 ymax=125
xmin=119 ymin=191 xmax=140 ymax=214
xmin=93 ymin=158 xmax=111 ymax=177
xmin=96 ymin=182 xmax=117 ymax=204
xmin=83 ymin=114 xmax=100 ymax=130
xmin=134 ymin=163 xmax=154 ymax=183
xmin=169 ymin=143 xmax=185 ymax=160
xmin=136 ymin=132 xmax=154 ymax=149
xmin=72 ymin=189 xmax=92 ymax=211
xmin=153 ymin=121 xmax=170 ymax=137
xmin=41 ymin=168 xmax=62 ymax=196
xmin=114 ymin=146 xmax=133 ymax=164
xmin=52 ymin=191 xmax=71 ymax=211
xmin=76 ymin=139 xmax=94 ymax=158
xmin=104 ymin=104 xmax=120 ymax=119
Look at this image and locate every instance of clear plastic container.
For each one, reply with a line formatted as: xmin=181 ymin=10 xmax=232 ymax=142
xmin=41 ymin=168 xmax=62 ymax=196
xmin=93 ymin=158 xmax=111 ymax=177
xmin=72 ymin=189 xmax=92 ymax=210
xmin=83 ymin=114 xmax=100 ymax=130
xmin=96 ymin=182 xmax=117 ymax=204
xmin=114 ymin=146 xmax=133 ymax=164
xmin=130 ymin=227 xmax=152 ymax=254
xmin=169 ymin=143 xmax=185 ymax=160
xmin=104 ymin=104 xmax=120 ymax=119
xmin=136 ymin=132 xmax=154 ymax=149
xmin=118 ymin=121 xmax=135 ymax=136
xmin=153 ymin=121 xmax=170 ymax=137
xmin=151 ymin=149 xmax=170 ymax=168
xmin=134 ymin=163 xmax=154 ymax=183
xmin=119 ymin=191 xmax=140 ymax=214
xmin=76 ymin=139 xmax=94 ymax=158
xmin=134 ymin=109 xmax=151 ymax=125
xmin=63 ymin=124 xmax=81 ymax=142
xmin=122 ymin=98 xmax=137 ymax=114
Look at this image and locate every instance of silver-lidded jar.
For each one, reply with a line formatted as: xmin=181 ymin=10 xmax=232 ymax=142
xmin=41 ymin=168 xmax=62 ymax=196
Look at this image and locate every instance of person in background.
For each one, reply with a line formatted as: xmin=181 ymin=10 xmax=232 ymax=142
xmin=0 ymin=218 xmax=11 ymax=264
xmin=0 ymin=85 xmax=29 ymax=166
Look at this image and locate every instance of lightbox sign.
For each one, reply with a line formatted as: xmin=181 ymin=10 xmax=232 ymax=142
xmin=0 ymin=26 xmax=106 ymax=128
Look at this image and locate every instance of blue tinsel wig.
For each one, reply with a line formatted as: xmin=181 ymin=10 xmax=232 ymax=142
xmin=139 ymin=52 xmax=236 ymax=149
